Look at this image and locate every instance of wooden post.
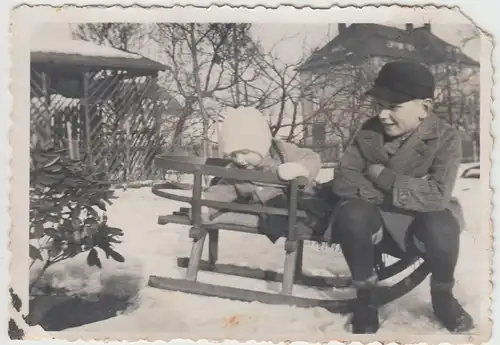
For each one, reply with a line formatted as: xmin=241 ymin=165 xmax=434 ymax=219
xmin=295 ymin=240 xmax=304 ymax=280
xmin=39 ymin=72 xmax=52 ymax=149
xmin=124 ymin=119 xmax=131 ymax=185
xmin=67 ymin=121 xmax=72 ymax=157
xmin=191 ymin=169 xmax=203 ymax=226
xmin=445 ymin=64 xmax=454 ymax=126
xmin=281 ymin=179 xmax=299 ymax=295
xmin=282 ymin=247 xmax=298 ymax=296
xmin=287 ymin=180 xmax=299 ymax=242
xmin=66 ymin=121 xmax=80 ymax=161
xmin=186 ymin=169 xmax=206 ymax=281
xmin=152 ymin=75 xmax=164 ymax=179
xmin=82 ymin=72 xmax=92 ymax=166
xmin=214 ymin=116 xmax=222 ymax=158
xmin=186 ymin=233 xmax=206 ymax=282
xmin=208 ymin=230 xmax=219 ymax=270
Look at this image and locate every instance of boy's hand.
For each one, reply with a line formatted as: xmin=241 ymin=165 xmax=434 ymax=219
xmin=366 ymin=163 xmax=397 ymax=191
xmin=278 ymin=162 xmax=309 ymax=181
xmin=366 ymin=163 xmax=385 ymax=181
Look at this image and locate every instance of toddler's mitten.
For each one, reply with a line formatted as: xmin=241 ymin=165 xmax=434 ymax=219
xmin=277 ymin=162 xmax=309 ymax=181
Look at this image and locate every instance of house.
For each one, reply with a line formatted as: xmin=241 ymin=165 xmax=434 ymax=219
xmin=296 ymin=23 xmax=480 ymax=163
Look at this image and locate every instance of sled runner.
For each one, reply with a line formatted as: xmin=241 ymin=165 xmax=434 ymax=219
xmin=148 ymin=154 xmax=430 ymax=313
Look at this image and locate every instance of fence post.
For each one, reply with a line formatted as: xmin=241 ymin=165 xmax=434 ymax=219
xmin=39 ymin=72 xmax=52 ymax=149
xmin=82 ymin=72 xmax=93 ymax=167
xmin=152 ymin=74 xmax=163 ymax=180
xmin=66 ymin=121 xmax=80 ymax=161
xmin=125 ymin=119 xmax=131 ymax=185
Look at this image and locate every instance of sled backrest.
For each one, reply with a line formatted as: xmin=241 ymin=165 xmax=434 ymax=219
xmin=153 ymin=155 xmax=309 ymax=239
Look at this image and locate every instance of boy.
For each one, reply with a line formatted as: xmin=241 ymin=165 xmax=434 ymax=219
xmin=328 ymin=60 xmax=474 ymax=333
xmin=198 ymin=106 xmax=325 ymax=242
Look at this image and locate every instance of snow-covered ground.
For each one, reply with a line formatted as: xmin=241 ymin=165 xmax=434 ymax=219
xmin=29 ymin=164 xmax=490 ymax=342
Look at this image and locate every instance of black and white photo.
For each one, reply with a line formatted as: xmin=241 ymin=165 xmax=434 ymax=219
xmin=8 ymin=5 xmax=493 ymax=344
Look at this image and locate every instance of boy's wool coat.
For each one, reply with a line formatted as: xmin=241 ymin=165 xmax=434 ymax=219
xmin=328 ymin=114 xmax=465 ymax=251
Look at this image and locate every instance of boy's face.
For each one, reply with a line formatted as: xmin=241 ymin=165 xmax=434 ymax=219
xmin=228 ymin=150 xmax=263 ymax=169
xmin=374 ymin=98 xmax=432 ymax=137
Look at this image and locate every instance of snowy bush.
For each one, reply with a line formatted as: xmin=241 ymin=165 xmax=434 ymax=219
xmin=29 ymin=146 xmax=125 ymax=293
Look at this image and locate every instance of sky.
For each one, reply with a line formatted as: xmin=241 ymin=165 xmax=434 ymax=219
xmin=250 ymin=23 xmax=480 ymax=65
xmin=35 ymin=22 xmax=480 ymax=66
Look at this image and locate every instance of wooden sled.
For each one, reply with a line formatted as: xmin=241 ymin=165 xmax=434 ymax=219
xmin=148 ymin=154 xmax=430 ymax=314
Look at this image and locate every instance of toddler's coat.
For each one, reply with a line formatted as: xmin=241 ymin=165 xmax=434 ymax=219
xmin=201 ymin=107 xmax=323 ymax=242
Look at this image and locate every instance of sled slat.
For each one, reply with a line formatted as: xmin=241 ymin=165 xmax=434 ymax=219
xmin=176 ymin=257 xmax=352 ymax=288
xmin=154 ymin=155 xmax=309 ymax=186
xmin=153 ymin=187 xmax=309 ymax=218
xmin=157 ymin=214 xmax=315 ymax=240
xmin=148 ymin=262 xmax=430 ymax=313
xmin=148 ymin=275 xmax=351 ymax=312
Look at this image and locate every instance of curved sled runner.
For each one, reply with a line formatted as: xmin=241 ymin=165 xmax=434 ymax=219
xmin=148 ymin=154 xmax=430 ymax=314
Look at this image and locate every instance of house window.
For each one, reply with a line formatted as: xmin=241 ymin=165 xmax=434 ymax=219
xmin=311 ymin=95 xmax=322 ymax=113
xmin=386 ymin=40 xmax=416 ymax=51
xmin=312 ymin=122 xmax=326 ymax=146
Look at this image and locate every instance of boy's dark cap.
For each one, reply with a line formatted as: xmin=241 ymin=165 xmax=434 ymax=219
xmin=366 ymin=60 xmax=435 ymax=104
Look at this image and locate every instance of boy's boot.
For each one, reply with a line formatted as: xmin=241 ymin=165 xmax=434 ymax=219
xmin=351 ymin=276 xmax=379 ymax=334
xmin=431 ymin=278 xmax=474 ymax=333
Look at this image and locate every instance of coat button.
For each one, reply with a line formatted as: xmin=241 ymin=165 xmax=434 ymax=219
xmin=399 ymin=191 xmax=409 ymax=203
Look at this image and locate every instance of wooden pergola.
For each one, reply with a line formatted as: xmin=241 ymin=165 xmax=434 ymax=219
xmin=30 ymin=37 xmax=177 ymax=182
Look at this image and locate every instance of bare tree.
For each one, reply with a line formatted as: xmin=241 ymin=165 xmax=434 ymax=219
xmin=73 ymin=23 xmax=148 ymax=51
xmin=150 ymin=23 xmax=259 ymax=158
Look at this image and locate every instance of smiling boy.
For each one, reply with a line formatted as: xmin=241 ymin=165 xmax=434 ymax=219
xmin=329 ymin=61 xmax=474 ymax=334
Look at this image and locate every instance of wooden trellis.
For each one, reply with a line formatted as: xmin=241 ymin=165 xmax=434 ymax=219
xmin=30 ymin=36 xmax=172 ymax=183
xmin=30 ymin=67 xmax=172 ymax=184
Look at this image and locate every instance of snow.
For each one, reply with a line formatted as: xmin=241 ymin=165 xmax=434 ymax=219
xmin=30 ymin=164 xmax=489 ymax=341
xmin=31 ymin=38 xmax=143 ymax=60
xmin=31 ymin=25 xmax=142 ymax=60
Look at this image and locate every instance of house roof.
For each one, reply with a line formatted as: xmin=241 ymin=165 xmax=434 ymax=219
xmin=31 ymin=37 xmax=169 ymax=76
xmin=296 ymin=24 xmax=479 ymax=72
xmin=410 ymin=28 xmax=478 ymax=65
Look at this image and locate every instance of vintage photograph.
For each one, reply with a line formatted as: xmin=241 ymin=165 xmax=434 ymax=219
xmin=9 ymin=5 xmax=492 ymax=344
